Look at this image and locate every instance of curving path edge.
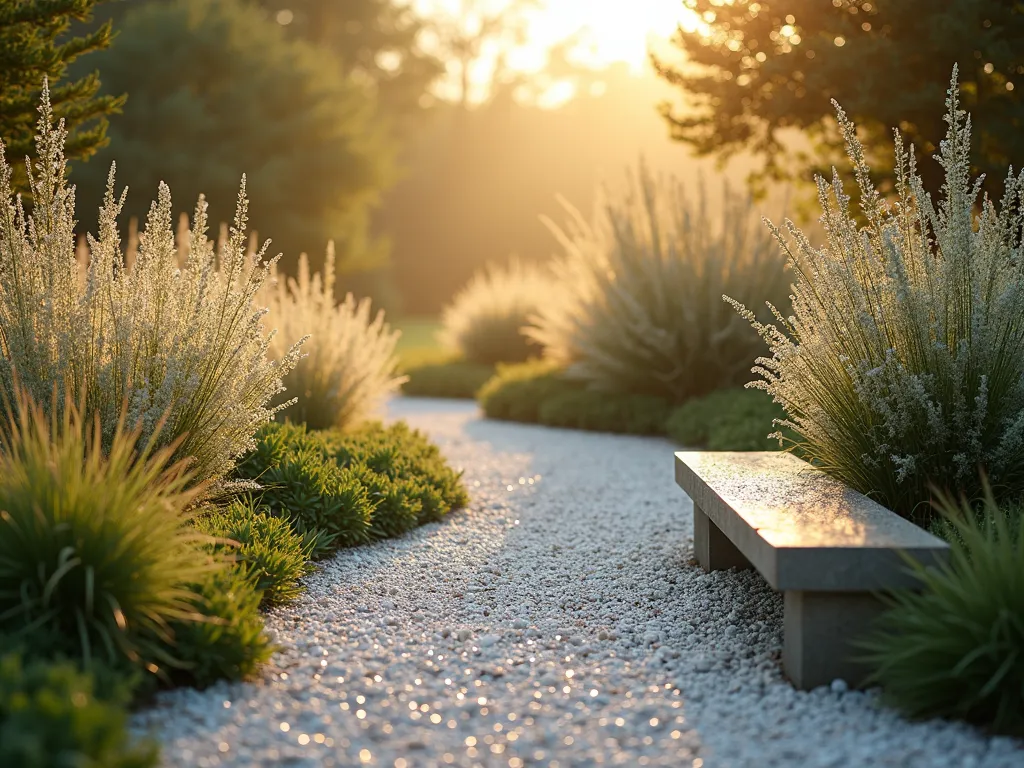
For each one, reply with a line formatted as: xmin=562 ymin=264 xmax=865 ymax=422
xmin=133 ymin=398 xmax=1024 ymax=768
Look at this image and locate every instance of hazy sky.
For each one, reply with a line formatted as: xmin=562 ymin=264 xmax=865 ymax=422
xmin=411 ymin=0 xmax=698 ymax=71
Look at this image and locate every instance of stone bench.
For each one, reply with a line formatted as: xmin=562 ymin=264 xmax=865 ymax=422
xmin=674 ymin=450 xmax=950 ymax=690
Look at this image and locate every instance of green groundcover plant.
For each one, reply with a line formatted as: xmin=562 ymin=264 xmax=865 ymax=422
xmin=730 ymin=68 xmax=1024 ymax=522
xmin=441 ymin=258 xmax=554 ymax=366
xmin=478 ymin=361 xmax=669 ymax=436
xmin=667 ymin=388 xmax=792 ymax=451
xmin=162 ymin=564 xmax=274 ymax=690
xmin=0 ymin=387 xmax=216 ymax=676
xmin=0 ymin=652 xmax=158 ymax=768
xmin=0 ymin=84 xmax=303 ymax=490
xmin=260 ymin=244 xmax=405 ymax=431
xmin=529 ymin=162 xmax=790 ymax=402
xmin=194 ymin=499 xmax=313 ymax=608
xmin=235 ymin=421 xmax=469 ymax=559
xmin=860 ymin=488 xmax=1024 ymax=736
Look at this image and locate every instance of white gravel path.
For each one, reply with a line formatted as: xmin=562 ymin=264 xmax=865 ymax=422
xmin=134 ymin=397 xmax=1024 ymax=768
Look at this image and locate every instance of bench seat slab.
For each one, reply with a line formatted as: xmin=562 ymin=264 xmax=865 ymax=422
xmin=677 ymin=450 xmax=951 ymax=690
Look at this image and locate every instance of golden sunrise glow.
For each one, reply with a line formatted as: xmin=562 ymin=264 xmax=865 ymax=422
xmin=413 ymin=0 xmax=707 ymax=105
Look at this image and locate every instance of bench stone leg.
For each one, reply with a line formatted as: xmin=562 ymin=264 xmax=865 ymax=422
xmin=693 ymin=503 xmax=752 ymax=572
xmin=782 ymin=591 xmax=885 ymax=690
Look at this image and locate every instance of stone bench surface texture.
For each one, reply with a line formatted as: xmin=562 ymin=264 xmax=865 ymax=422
xmin=674 ymin=450 xmax=950 ymax=691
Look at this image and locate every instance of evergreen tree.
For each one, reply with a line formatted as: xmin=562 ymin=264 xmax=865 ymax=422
xmin=653 ymin=0 xmax=1024 ymax=197
xmin=72 ymin=0 xmax=396 ymax=278
xmin=254 ymin=0 xmax=443 ymax=135
xmin=0 ymin=0 xmax=124 ymax=190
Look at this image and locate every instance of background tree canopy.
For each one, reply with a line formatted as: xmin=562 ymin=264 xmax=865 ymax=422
xmin=0 ymin=0 xmax=124 ymax=191
xmin=71 ymin=0 xmax=397 ymax=279
xmin=653 ymin=0 xmax=1024 ymax=198
xmin=253 ymin=0 xmax=443 ymax=136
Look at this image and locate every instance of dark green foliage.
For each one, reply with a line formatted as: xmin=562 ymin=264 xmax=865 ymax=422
xmin=74 ymin=0 xmax=395 ymax=272
xmin=328 ymin=420 xmax=470 ymax=524
xmin=479 ymin=361 xmax=675 ymax=436
xmin=653 ymin=1 xmax=1024 ymax=200
xmin=249 ymin=445 xmax=375 ymax=556
xmin=666 ymin=388 xmax=793 ymax=451
xmin=163 ymin=566 xmax=273 ymax=690
xmin=0 ymin=652 xmax=158 ymax=767
xmin=194 ymin=501 xmax=313 ymax=607
xmin=537 ymin=390 xmax=672 ymax=435
xmin=253 ymin=0 xmax=442 ymax=136
xmin=860 ymin=491 xmax=1024 ymax=735
xmin=477 ymin=360 xmax=576 ymax=423
xmin=402 ymin=360 xmax=496 ymax=399
xmin=0 ymin=390 xmax=214 ymax=676
xmin=0 ymin=0 xmax=124 ymax=191
xmin=234 ymin=421 xmax=469 ymax=558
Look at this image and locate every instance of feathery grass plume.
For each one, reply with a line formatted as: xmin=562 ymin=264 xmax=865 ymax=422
xmin=441 ymin=258 xmax=555 ymax=365
xmin=859 ymin=485 xmax=1024 ymax=735
xmin=529 ymin=161 xmax=789 ymax=402
xmin=0 ymin=386 xmax=217 ymax=676
xmin=0 ymin=83 xmax=304 ymax=489
xmin=728 ymin=67 xmax=1024 ymax=521
xmin=258 ymin=244 xmax=404 ymax=431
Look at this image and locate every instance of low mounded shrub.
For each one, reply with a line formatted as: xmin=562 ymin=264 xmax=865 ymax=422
xmin=537 ymin=390 xmax=671 ymax=435
xmin=440 ymin=258 xmax=554 ymax=365
xmin=477 ymin=360 xmax=575 ymax=424
xmin=0 ymin=653 xmax=158 ymax=768
xmin=0 ymin=389 xmax=215 ymax=676
xmin=0 ymin=85 xmax=303 ymax=490
xmin=667 ymin=388 xmax=792 ymax=451
xmin=234 ymin=421 xmax=468 ymax=559
xmin=260 ymin=245 xmax=405 ymax=431
xmin=730 ymin=70 xmax=1024 ymax=522
xmin=860 ymin=489 xmax=1024 ymax=735
xmin=163 ymin=565 xmax=274 ymax=689
xmin=401 ymin=359 xmax=496 ymax=399
xmin=194 ymin=499 xmax=313 ymax=607
xmin=478 ymin=361 xmax=674 ymax=435
xmin=529 ymin=162 xmax=790 ymax=402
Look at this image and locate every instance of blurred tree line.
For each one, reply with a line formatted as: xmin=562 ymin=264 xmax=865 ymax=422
xmin=6 ymin=0 xmax=1024 ymax=316
xmin=653 ymin=0 xmax=1024 ymax=201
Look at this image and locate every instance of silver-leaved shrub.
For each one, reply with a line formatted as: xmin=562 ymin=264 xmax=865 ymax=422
xmin=529 ymin=162 xmax=790 ymax=402
xmin=259 ymin=244 xmax=404 ymax=431
xmin=0 ymin=86 xmax=304 ymax=489
xmin=441 ymin=258 xmax=555 ymax=366
xmin=729 ymin=68 xmax=1024 ymax=521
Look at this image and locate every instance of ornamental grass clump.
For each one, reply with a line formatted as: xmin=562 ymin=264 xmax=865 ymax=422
xmin=441 ymin=258 xmax=554 ymax=366
xmin=0 ymin=85 xmax=303 ymax=489
xmin=528 ymin=162 xmax=790 ymax=402
xmin=730 ymin=68 xmax=1024 ymax=521
xmin=859 ymin=488 xmax=1024 ymax=735
xmin=259 ymin=244 xmax=404 ymax=431
xmin=0 ymin=387 xmax=215 ymax=676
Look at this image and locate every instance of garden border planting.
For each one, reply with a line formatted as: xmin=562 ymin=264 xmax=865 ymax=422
xmin=675 ymin=451 xmax=950 ymax=689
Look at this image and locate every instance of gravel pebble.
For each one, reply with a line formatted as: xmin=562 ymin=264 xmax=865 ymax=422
xmin=133 ymin=398 xmax=1024 ymax=768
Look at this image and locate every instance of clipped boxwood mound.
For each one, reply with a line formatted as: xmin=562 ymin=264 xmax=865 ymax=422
xmin=666 ymin=388 xmax=793 ymax=451
xmin=478 ymin=361 xmax=671 ymax=436
xmin=234 ymin=421 xmax=469 ymax=559
xmin=402 ymin=359 xmax=496 ymax=399
xmin=478 ymin=363 xmax=791 ymax=448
